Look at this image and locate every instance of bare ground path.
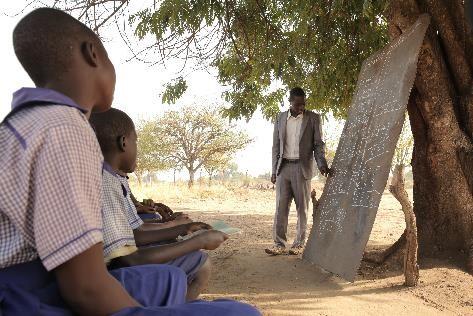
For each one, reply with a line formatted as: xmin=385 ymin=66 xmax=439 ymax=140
xmin=132 ymin=182 xmax=473 ymax=315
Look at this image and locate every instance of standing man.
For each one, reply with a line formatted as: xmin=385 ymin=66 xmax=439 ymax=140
xmin=266 ymin=87 xmax=331 ymax=256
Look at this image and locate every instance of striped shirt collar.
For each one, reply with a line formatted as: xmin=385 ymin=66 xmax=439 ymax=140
xmin=11 ymin=87 xmax=87 ymax=113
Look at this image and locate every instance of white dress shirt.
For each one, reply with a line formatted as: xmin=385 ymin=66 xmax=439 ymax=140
xmin=283 ymin=111 xmax=303 ymax=159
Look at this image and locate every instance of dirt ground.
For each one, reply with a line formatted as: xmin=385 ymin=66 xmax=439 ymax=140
xmin=132 ymin=182 xmax=473 ymax=315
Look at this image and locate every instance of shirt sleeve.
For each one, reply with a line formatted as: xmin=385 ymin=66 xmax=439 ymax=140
xmin=313 ymin=114 xmax=328 ymax=169
xmin=120 ymin=180 xmax=143 ymax=229
xmin=32 ymin=123 xmax=103 ymax=271
xmin=272 ymin=113 xmax=281 ymax=176
xmin=124 ymin=199 xmax=144 ymax=230
xmin=101 ymin=172 xmax=137 ymax=261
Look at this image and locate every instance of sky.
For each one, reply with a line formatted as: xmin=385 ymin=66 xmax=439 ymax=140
xmin=0 ymin=1 xmax=343 ymax=179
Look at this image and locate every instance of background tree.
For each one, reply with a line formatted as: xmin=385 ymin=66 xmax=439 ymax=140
xmin=153 ymin=106 xmax=252 ymax=187
xmin=54 ymin=0 xmax=473 ymax=268
xmin=203 ymin=153 xmax=232 ymax=185
xmin=135 ymin=119 xmax=170 ymax=184
xmin=216 ymin=162 xmax=243 ymax=182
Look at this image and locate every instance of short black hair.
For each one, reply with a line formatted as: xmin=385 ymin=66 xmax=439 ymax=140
xmin=89 ymin=108 xmax=135 ymax=154
xmin=289 ymin=87 xmax=306 ymax=100
xmin=13 ymin=7 xmax=99 ymax=86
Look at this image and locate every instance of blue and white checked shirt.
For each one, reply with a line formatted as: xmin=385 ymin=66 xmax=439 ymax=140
xmin=0 ymin=88 xmax=104 ymax=271
xmin=101 ymin=163 xmax=143 ymax=262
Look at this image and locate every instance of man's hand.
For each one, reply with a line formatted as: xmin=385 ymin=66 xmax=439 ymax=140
xmin=271 ymin=174 xmax=277 ymax=184
xmin=319 ymin=165 xmax=333 ymax=177
xmin=186 ymin=222 xmax=212 ymax=234
xmin=195 ymin=230 xmax=228 ymax=250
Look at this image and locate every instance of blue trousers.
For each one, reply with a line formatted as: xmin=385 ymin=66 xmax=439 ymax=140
xmin=0 ymin=259 xmax=260 ymax=316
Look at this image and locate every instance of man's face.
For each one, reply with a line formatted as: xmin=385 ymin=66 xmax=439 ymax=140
xmin=290 ymin=95 xmax=306 ymax=115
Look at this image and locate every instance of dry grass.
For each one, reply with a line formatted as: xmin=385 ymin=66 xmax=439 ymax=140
xmin=129 ymin=179 xmax=325 ymax=204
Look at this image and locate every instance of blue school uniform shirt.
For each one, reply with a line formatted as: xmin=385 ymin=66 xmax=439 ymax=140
xmin=102 ymin=162 xmax=143 ymax=263
xmin=0 ymin=87 xmax=104 ymax=271
xmin=117 ymin=174 xmax=151 ymax=223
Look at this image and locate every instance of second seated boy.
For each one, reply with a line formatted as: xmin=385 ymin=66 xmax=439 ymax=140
xmin=90 ymin=108 xmax=227 ymax=301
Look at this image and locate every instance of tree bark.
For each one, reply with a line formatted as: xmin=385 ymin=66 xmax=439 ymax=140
xmin=188 ymin=170 xmax=195 ymax=188
xmin=389 ymin=164 xmax=419 ymax=286
xmin=135 ymin=171 xmax=142 ymax=186
xmin=363 ymin=232 xmax=406 ymax=264
xmin=388 ymin=0 xmax=473 ymax=265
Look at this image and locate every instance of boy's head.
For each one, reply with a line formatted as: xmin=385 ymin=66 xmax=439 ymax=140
xmin=289 ymin=87 xmax=306 ymax=115
xmin=89 ymin=108 xmax=137 ymax=173
xmin=13 ymin=8 xmax=115 ymax=112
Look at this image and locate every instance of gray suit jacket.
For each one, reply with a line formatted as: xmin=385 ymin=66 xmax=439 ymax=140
xmin=272 ymin=110 xmax=328 ymax=180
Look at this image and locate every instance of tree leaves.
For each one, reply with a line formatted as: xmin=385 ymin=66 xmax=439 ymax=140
xmin=135 ymin=119 xmax=173 ymax=180
xmin=136 ymin=105 xmax=252 ymax=186
xmin=58 ymin=0 xmax=389 ymax=121
xmin=162 ymin=77 xmax=188 ymax=104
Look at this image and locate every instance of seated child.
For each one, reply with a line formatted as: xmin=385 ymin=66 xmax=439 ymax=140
xmin=0 ymin=7 xmax=260 ymax=316
xmin=90 ymin=108 xmax=228 ymax=301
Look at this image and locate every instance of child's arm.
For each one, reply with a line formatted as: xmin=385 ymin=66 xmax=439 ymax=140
xmin=140 ymin=216 xmax=192 ymax=228
xmin=116 ymin=230 xmax=228 ymax=266
xmin=129 ymin=192 xmax=141 ymax=207
xmin=133 ymin=222 xmax=211 ymax=246
xmin=54 ymin=243 xmax=139 ymax=315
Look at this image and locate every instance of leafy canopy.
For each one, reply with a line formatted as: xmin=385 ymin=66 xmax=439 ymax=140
xmin=130 ymin=0 xmax=389 ymax=120
xmin=55 ymin=0 xmax=388 ymax=120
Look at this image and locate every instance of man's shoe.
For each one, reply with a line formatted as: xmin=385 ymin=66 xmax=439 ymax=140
xmin=265 ymin=245 xmax=287 ymax=255
xmin=288 ymin=246 xmax=304 ymax=255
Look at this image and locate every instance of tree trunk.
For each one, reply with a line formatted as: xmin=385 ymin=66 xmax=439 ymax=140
xmin=188 ymin=170 xmax=195 ymax=188
xmin=390 ymin=164 xmax=419 ymax=286
xmin=208 ymin=171 xmax=214 ymax=186
xmin=135 ymin=171 xmax=142 ymax=186
xmin=388 ymin=0 xmax=473 ymax=263
xmin=173 ymin=169 xmax=176 ymax=185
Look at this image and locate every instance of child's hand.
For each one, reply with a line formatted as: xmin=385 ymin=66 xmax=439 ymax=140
xmin=154 ymin=202 xmax=174 ymax=215
xmin=171 ymin=212 xmax=189 ymax=220
xmin=174 ymin=216 xmax=193 ymax=225
xmin=186 ymin=222 xmax=212 ymax=234
xmin=142 ymin=199 xmax=155 ymax=207
xmin=196 ymin=230 xmax=228 ymax=250
xmin=136 ymin=204 xmax=157 ymax=214
xmin=156 ymin=209 xmax=172 ymax=221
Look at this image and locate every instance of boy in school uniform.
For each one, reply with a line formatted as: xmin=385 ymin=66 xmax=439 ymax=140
xmin=90 ymin=108 xmax=227 ymax=301
xmin=0 ymin=7 xmax=260 ymax=316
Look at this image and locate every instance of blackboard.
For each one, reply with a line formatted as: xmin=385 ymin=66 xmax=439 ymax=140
xmin=303 ymin=14 xmax=430 ymax=282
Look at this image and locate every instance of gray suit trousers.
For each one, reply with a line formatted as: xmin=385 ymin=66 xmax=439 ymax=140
xmin=273 ymin=161 xmax=311 ymax=248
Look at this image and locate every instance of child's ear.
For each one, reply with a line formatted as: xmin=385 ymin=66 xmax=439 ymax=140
xmin=117 ymin=135 xmax=126 ymax=152
xmin=81 ymin=41 xmax=99 ymax=68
